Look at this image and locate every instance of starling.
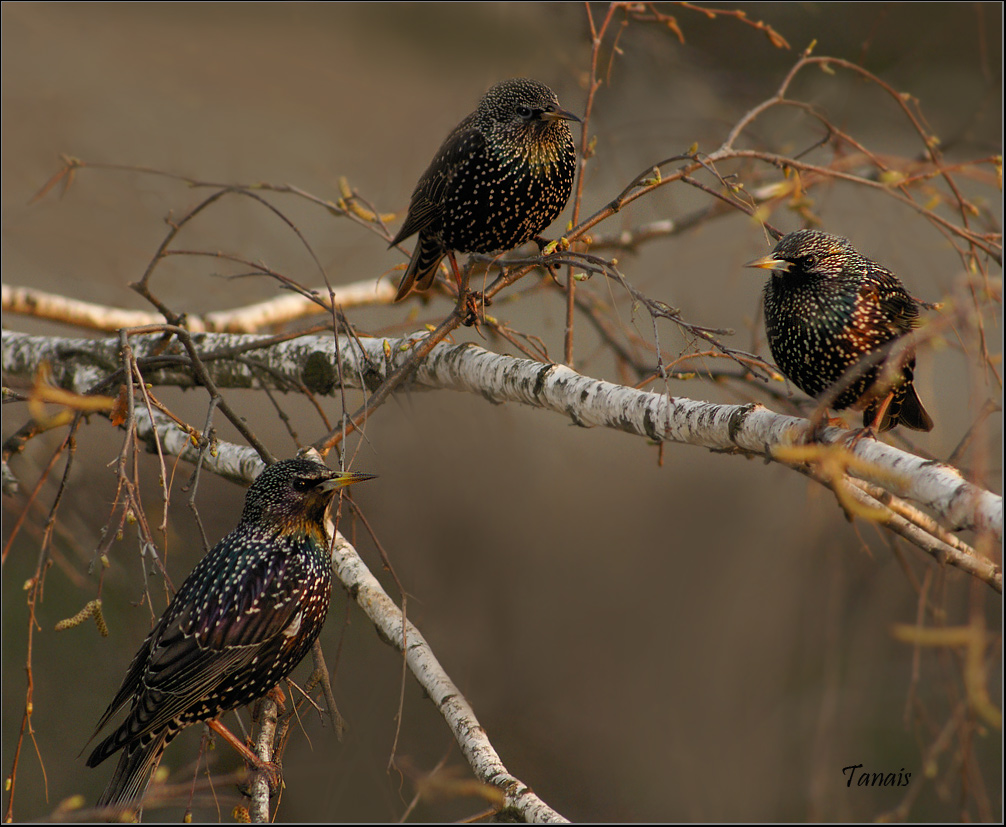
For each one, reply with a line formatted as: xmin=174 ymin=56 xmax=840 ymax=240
xmin=86 ymin=458 xmax=375 ymax=814
xmin=746 ymin=229 xmax=934 ymax=432
xmin=390 ymin=77 xmax=579 ymax=302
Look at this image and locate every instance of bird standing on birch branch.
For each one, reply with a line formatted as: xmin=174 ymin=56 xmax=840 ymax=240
xmin=390 ymin=77 xmax=579 ymax=302
xmin=746 ymin=229 xmax=934 ymax=433
xmin=86 ymin=458 xmax=375 ymax=815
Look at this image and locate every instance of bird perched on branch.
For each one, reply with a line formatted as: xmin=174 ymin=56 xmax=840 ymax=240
xmin=746 ymin=229 xmax=934 ymax=432
xmin=390 ymin=77 xmax=579 ymax=302
xmin=86 ymin=457 xmax=375 ymax=815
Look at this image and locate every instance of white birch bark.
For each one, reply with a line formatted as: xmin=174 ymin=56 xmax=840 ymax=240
xmin=4 ymin=329 xmax=1001 ymax=550
xmin=329 ymin=529 xmax=569 ymax=823
xmin=2 ymin=279 xmax=393 ymax=333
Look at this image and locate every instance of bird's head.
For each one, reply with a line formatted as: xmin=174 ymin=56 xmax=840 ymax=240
xmin=478 ymin=78 xmax=580 ymax=157
xmin=745 ymin=229 xmax=859 ymax=282
xmin=240 ymin=458 xmax=375 ymax=529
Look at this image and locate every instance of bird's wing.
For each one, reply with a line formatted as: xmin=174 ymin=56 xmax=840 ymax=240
xmin=85 ymin=629 xmax=257 ymax=768
xmin=390 ymin=121 xmax=486 ymax=245
xmin=860 ymin=267 xmax=921 ymax=334
xmin=879 ymin=288 xmax=921 ymax=334
xmin=90 ymin=541 xmax=308 ymax=749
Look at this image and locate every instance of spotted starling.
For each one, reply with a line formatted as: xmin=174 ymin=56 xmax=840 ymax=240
xmin=390 ymin=77 xmax=579 ymax=302
xmin=86 ymin=458 xmax=375 ymax=814
xmin=746 ymin=229 xmax=934 ymax=432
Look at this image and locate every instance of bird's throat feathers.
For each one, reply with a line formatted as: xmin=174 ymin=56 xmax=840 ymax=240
xmin=526 ymin=142 xmax=566 ymax=173
xmin=497 ymin=123 xmax=571 ymax=174
xmin=271 ymin=516 xmax=331 ymax=553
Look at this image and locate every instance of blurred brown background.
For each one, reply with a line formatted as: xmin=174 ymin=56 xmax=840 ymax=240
xmin=2 ymin=2 xmax=1002 ymax=822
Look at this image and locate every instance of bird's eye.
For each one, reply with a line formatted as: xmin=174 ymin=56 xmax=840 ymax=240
xmin=292 ymin=477 xmax=314 ymax=493
xmin=802 ymin=254 xmax=818 ymax=268
xmin=515 ymin=105 xmax=534 ymax=120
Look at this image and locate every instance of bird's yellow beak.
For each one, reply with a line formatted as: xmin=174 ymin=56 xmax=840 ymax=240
xmin=318 ymin=471 xmax=377 ymax=492
xmin=541 ymin=107 xmax=581 ymax=124
xmin=744 ymin=253 xmax=789 ymax=272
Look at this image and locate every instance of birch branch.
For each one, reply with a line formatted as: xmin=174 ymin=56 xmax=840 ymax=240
xmin=2 ymin=279 xmax=394 ymax=333
xmin=329 ymin=530 xmax=569 ymax=823
xmin=118 ymin=414 xmax=567 ymax=821
xmin=4 ymin=329 xmax=1000 ymax=550
xmin=248 ymin=698 xmax=277 ymax=823
xmin=9 ymin=328 xmax=1005 ymax=561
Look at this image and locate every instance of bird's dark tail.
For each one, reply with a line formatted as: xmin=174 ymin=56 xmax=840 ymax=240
xmin=891 ymin=383 xmax=934 ymax=432
xmin=869 ymin=383 xmax=934 ymax=432
xmin=394 ymin=234 xmax=445 ymax=302
xmin=90 ymin=731 xmax=171 ymax=816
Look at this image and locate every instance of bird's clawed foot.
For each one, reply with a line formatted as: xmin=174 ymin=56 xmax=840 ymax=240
xmin=237 ymin=759 xmax=283 ymax=798
xmin=800 ymin=412 xmax=851 ymax=444
xmin=457 ymin=289 xmax=488 ymax=329
xmin=534 ymin=235 xmax=569 ymax=274
xmin=534 ymin=234 xmax=570 ymax=256
xmin=844 ymin=425 xmax=878 ymax=449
